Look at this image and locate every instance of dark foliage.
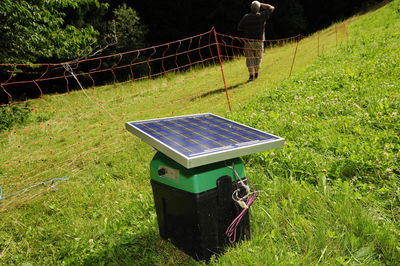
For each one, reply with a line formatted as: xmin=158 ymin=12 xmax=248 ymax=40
xmin=127 ymin=0 xmax=383 ymax=45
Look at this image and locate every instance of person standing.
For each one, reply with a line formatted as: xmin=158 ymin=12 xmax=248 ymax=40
xmin=237 ymin=1 xmax=275 ymax=82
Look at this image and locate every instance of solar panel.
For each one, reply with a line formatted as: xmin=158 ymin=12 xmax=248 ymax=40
xmin=125 ymin=113 xmax=284 ymax=168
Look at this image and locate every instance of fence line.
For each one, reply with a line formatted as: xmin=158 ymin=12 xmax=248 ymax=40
xmin=0 ymin=29 xmax=218 ymax=106
xmin=0 ymin=28 xmax=325 ymax=107
xmin=0 ymin=25 xmax=347 ymax=207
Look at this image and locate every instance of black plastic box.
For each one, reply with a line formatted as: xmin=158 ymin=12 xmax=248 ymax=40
xmin=151 ymin=175 xmax=250 ymax=261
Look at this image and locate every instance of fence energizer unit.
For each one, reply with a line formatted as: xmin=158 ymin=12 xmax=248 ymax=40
xmin=125 ymin=113 xmax=284 ymax=260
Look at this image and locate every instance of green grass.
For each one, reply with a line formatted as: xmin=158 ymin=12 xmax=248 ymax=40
xmin=1 ymin=1 xmax=399 ymax=264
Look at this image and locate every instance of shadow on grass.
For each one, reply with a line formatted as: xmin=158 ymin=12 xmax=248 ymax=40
xmin=190 ymin=81 xmax=247 ymax=101
xmin=81 ymin=229 xmax=192 ymax=265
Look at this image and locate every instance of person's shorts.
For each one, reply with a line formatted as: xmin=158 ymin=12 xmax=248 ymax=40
xmin=244 ymin=41 xmax=264 ymax=68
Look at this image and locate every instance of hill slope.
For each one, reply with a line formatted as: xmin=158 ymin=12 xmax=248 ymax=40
xmin=224 ymin=0 xmax=400 ymax=264
xmin=0 ymin=0 xmax=399 ymax=264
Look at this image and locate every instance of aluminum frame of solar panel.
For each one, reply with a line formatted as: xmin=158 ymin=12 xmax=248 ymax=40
xmin=125 ymin=113 xmax=284 ymax=168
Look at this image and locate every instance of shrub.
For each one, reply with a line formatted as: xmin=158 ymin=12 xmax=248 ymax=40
xmin=0 ymin=105 xmax=31 ymax=132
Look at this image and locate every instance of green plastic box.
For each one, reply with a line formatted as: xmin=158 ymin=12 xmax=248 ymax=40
xmin=150 ymin=151 xmax=246 ymax=193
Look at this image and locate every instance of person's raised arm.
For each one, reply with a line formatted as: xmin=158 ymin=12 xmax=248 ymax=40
xmin=260 ymin=3 xmax=275 ymax=11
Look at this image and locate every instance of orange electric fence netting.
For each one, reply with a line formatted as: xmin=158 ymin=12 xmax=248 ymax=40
xmin=0 ymin=26 xmax=347 ymax=208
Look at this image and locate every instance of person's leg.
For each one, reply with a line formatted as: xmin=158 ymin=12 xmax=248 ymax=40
xmin=245 ymin=41 xmax=255 ymax=81
xmin=247 ymin=41 xmax=259 ymax=81
xmin=248 ymin=67 xmax=254 ymax=81
xmin=254 ymin=41 xmax=264 ymax=79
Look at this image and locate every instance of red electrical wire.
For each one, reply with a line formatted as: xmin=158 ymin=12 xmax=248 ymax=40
xmin=226 ymin=190 xmax=260 ymax=243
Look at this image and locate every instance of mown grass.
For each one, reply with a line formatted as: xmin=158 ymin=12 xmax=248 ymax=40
xmin=1 ymin=1 xmax=399 ymax=264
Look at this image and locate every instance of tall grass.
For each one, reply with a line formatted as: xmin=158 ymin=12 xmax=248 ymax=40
xmin=223 ymin=0 xmax=400 ymax=263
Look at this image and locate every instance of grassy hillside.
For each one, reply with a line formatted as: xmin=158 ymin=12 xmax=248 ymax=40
xmin=223 ymin=1 xmax=400 ymax=264
xmin=0 ymin=0 xmax=399 ymax=264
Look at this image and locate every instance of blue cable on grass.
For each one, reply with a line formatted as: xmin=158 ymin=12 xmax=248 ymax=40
xmin=0 ymin=176 xmax=69 ymax=201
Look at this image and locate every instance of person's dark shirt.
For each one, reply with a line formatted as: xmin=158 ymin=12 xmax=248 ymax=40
xmin=237 ymin=9 xmax=273 ymax=40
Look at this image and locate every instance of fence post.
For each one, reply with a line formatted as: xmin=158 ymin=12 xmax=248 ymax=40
xmin=213 ymin=28 xmax=232 ymax=113
xmin=289 ymin=35 xmax=301 ymax=77
xmin=335 ymin=25 xmax=338 ymax=46
xmin=342 ymin=23 xmax=347 ymax=38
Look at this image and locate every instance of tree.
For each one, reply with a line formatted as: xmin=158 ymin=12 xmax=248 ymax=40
xmin=107 ymin=4 xmax=148 ymax=53
xmin=299 ymin=0 xmax=383 ymax=32
xmin=0 ymin=0 xmax=107 ymax=63
xmin=267 ymin=0 xmax=308 ymax=38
